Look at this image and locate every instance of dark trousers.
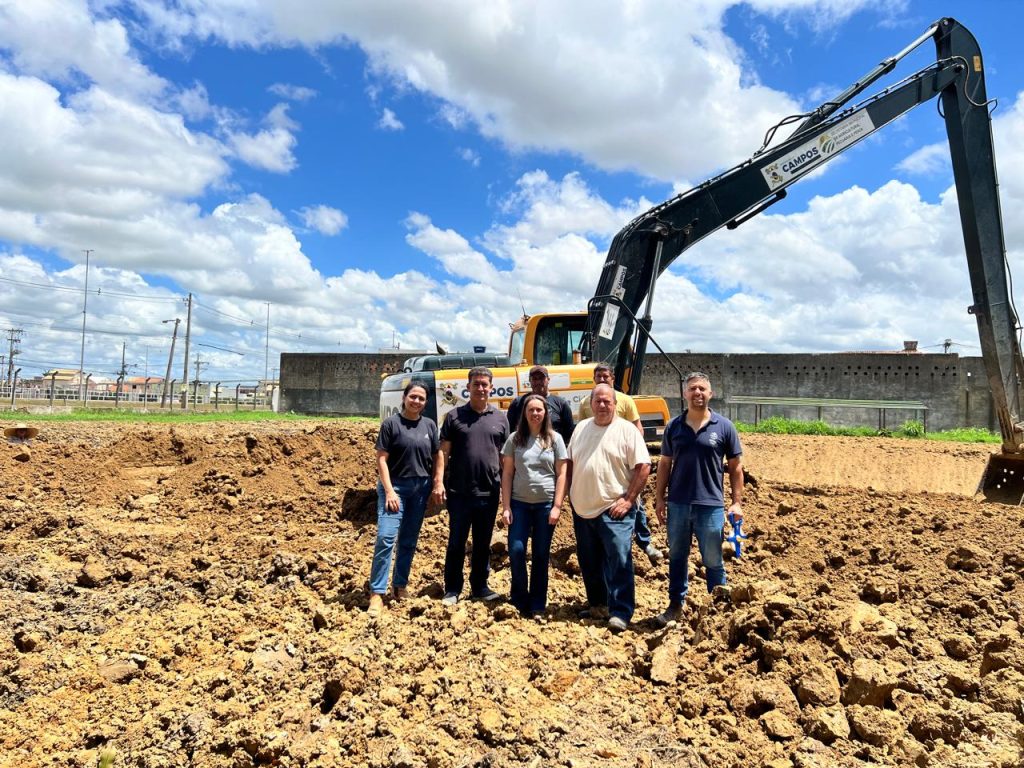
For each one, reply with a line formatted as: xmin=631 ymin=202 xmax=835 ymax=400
xmin=572 ymin=505 xmax=637 ymax=622
xmin=444 ymin=492 xmax=499 ymax=596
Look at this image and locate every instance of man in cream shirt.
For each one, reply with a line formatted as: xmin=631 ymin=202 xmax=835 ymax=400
xmin=568 ymin=383 xmax=651 ymax=632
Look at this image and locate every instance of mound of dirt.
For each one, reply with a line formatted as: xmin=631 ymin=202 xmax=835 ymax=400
xmin=1 ymin=422 xmax=1021 ymax=767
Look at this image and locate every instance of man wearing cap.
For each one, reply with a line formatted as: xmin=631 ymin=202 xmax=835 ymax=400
xmin=506 ymin=365 xmax=574 ymax=445
xmin=578 ymin=363 xmax=663 ymax=567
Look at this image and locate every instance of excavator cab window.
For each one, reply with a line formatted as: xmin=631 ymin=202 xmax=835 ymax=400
xmin=533 ymin=317 xmax=586 ymax=366
xmin=508 ymin=328 xmax=526 ymax=364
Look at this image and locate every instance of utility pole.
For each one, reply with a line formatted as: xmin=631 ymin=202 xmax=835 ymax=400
xmin=6 ymin=328 xmax=23 ymax=388
xmin=161 ymin=318 xmax=180 ymax=408
xmin=115 ymin=341 xmax=127 ymax=403
xmin=192 ymin=352 xmax=206 ymax=408
xmin=182 ymin=293 xmax=192 ymax=410
xmin=79 ymin=248 xmax=93 ymax=401
xmin=265 ymin=302 xmax=271 ymax=385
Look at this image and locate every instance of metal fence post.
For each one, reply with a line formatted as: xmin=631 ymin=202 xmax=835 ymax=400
xmin=10 ymin=369 xmax=20 ymax=408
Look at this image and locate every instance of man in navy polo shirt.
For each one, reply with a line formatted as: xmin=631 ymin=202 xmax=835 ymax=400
xmin=653 ymin=371 xmax=744 ymax=626
xmin=438 ymin=366 xmax=509 ymax=606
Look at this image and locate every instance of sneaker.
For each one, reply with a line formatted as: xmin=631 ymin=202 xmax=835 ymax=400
xmin=645 ymin=544 xmax=665 ymax=566
xmin=441 ymin=592 xmax=459 ymax=606
xmin=578 ymin=605 xmax=609 ymax=620
xmin=653 ymin=605 xmax=683 ymax=627
xmin=471 ymin=588 xmax=501 ymax=602
xmin=367 ymin=593 xmax=384 ymax=617
xmin=607 ymin=616 xmax=629 ymax=633
xmin=392 ymin=586 xmax=409 ymax=601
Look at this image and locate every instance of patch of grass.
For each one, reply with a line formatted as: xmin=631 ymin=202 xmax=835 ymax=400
xmin=735 ymin=416 xmax=998 ymax=443
xmin=0 ymin=410 xmax=369 ymax=425
xmin=895 ymin=419 xmax=925 ymax=438
xmin=925 ymin=427 xmax=1001 ymax=443
xmin=736 ymin=417 xmax=877 ymax=437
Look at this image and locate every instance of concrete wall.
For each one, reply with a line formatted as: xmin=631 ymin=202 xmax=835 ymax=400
xmin=641 ymin=352 xmax=990 ymax=431
xmin=280 ymin=351 xmax=998 ymax=430
xmin=279 ymin=352 xmax=408 ymax=416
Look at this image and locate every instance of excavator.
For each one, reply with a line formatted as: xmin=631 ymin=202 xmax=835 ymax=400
xmin=382 ymin=16 xmax=1024 ymax=494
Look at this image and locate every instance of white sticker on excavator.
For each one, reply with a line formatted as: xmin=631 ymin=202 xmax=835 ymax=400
xmin=598 ymin=265 xmax=628 ymax=340
xmin=761 ymin=110 xmax=875 ymax=191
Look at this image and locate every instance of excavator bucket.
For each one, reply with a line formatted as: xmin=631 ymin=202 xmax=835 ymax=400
xmin=978 ymin=453 xmax=1024 ymax=504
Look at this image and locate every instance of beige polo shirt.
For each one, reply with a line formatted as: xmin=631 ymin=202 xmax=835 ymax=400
xmin=568 ymin=416 xmax=650 ymax=519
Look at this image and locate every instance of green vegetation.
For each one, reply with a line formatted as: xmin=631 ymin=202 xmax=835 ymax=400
xmin=0 ymin=410 xmax=367 ymax=425
xmin=923 ymin=427 xmax=1001 ymax=443
xmin=736 ymin=416 xmax=999 ymax=443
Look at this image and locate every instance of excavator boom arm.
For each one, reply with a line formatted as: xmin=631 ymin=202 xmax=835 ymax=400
xmin=585 ymin=18 xmax=1024 ymax=453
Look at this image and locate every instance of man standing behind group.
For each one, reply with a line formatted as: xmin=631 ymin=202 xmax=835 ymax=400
xmin=506 ymin=365 xmax=574 ymax=446
xmin=568 ymin=383 xmax=651 ymax=632
xmin=438 ymin=367 xmax=509 ymax=606
xmin=653 ymin=372 xmax=744 ymax=626
xmin=579 ymin=363 xmax=663 ymax=566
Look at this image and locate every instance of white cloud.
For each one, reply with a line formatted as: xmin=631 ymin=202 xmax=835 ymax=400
xmin=0 ymin=0 xmax=168 ymax=97
xmin=896 ymin=143 xmax=950 ymax=176
xmin=458 ymin=147 xmax=480 ymax=167
xmin=0 ymin=73 xmax=228 ymax=239
xmin=228 ymin=104 xmax=298 ymax=172
xmin=378 ymin=107 xmax=404 ymax=131
xmin=268 ymin=82 xmax=317 ymax=101
xmin=125 ymin=0 xmax=886 ymax=180
xmin=298 ymin=205 xmax=348 ymax=236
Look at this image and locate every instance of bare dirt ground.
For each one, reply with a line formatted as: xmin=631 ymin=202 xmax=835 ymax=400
xmin=1 ymin=422 xmax=1022 ymax=768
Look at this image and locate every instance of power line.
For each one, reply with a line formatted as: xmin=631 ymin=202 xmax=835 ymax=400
xmin=0 ymin=274 xmax=180 ymax=302
xmin=193 ymin=302 xmax=266 ymax=328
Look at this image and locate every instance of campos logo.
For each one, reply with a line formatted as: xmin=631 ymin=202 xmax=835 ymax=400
xmin=819 ymin=133 xmax=836 ymax=155
xmin=781 ymin=146 xmax=820 ymax=174
xmin=461 ymin=385 xmax=515 ymax=398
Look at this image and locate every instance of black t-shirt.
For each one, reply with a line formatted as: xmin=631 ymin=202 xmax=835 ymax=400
xmin=506 ymin=393 xmax=575 ymax=446
xmin=376 ymin=413 xmax=440 ymax=479
xmin=440 ymin=404 xmax=509 ymax=497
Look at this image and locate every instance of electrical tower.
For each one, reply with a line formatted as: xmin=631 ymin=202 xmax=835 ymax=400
xmin=6 ymin=328 xmax=23 ymax=387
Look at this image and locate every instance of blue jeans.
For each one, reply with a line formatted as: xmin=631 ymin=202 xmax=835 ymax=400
xmin=634 ymin=501 xmax=652 ymax=549
xmin=667 ymin=502 xmax=726 ymax=606
xmin=507 ymin=499 xmax=556 ymax=614
xmin=444 ymin=492 xmax=499 ymax=596
xmin=369 ymin=478 xmax=431 ymax=594
xmin=572 ymin=505 xmax=637 ymax=622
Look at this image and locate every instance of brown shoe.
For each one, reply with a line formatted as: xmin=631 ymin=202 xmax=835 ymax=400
xmin=367 ymin=593 xmax=385 ymax=617
xmin=393 ymin=586 xmax=409 ymax=601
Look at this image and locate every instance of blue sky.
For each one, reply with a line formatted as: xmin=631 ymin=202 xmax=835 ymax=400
xmin=1 ymin=0 xmax=1023 ymax=384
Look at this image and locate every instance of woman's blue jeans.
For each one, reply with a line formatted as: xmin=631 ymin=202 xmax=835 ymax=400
xmin=507 ymin=499 xmax=555 ymax=614
xmin=666 ymin=502 xmax=726 ymax=606
xmin=369 ymin=477 xmax=431 ymax=594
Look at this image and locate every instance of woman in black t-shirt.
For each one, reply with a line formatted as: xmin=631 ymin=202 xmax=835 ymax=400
xmin=368 ymin=382 xmax=442 ymax=617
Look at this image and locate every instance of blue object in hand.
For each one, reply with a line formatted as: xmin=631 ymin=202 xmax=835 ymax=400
xmin=726 ymin=513 xmax=748 ymax=558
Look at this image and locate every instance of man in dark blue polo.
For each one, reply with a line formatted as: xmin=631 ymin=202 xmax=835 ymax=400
xmin=438 ymin=366 xmax=509 ymax=605
xmin=653 ymin=371 xmax=744 ymax=626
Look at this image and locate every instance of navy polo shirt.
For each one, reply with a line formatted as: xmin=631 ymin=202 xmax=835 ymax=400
xmin=660 ymin=410 xmax=742 ymax=506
